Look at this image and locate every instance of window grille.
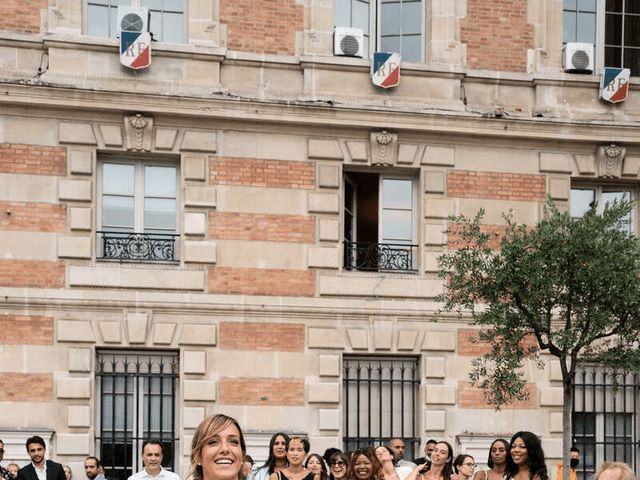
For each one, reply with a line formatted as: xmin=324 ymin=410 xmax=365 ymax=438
xmin=343 ymin=355 xmax=420 ymax=457
xmin=572 ymin=365 xmax=639 ymax=480
xmin=96 ymin=350 xmax=179 ymax=480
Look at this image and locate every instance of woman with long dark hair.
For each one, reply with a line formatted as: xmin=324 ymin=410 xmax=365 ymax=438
xmin=374 ymin=446 xmax=413 ymax=480
xmin=408 ymin=441 xmax=454 ymax=480
xmin=249 ymin=433 xmax=290 ymax=480
xmin=305 ymin=454 xmax=329 ymax=480
xmin=505 ymin=432 xmax=548 ymax=480
xmin=328 ymin=451 xmax=350 ymax=480
xmin=473 ymin=439 xmax=509 ymax=480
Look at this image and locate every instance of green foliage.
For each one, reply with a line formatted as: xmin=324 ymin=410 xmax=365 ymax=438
xmin=438 ymin=198 xmax=640 ymax=408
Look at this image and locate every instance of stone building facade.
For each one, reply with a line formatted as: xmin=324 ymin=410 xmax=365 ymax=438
xmin=0 ymin=0 xmax=638 ymax=479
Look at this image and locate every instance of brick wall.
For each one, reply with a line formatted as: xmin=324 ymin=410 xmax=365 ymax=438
xmin=460 ymin=0 xmax=534 ymax=72
xmin=209 ymin=212 xmax=315 ymax=243
xmin=219 ymin=322 xmax=305 ymax=351
xmin=0 ymin=260 xmax=65 ymax=288
xmin=457 ymin=328 xmax=492 ymax=356
xmin=0 ymin=202 xmax=67 ymax=232
xmin=208 ymin=267 xmax=315 ymax=296
xmin=0 ymin=373 xmax=53 ymax=401
xmin=0 ymin=0 xmax=45 ymax=34
xmin=447 ymin=223 xmax=506 ymax=250
xmin=211 ymin=157 xmax=315 ymax=189
xmin=448 ymin=171 xmax=546 ymax=201
xmin=220 ymin=0 xmax=303 ymax=55
xmin=0 ymin=315 xmax=53 ymax=344
xmin=219 ymin=377 xmax=304 ymax=405
xmin=458 ymin=381 xmax=536 ymax=409
xmin=0 ymin=144 xmax=67 ymax=176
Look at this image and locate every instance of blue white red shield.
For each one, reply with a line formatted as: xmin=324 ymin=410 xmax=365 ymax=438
xmin=120 ymin=31 xmax=151 ymax=70
xmin=600 ymin=67 xmax=630 ymax=103
xmin=371 ymin=52 xmax=401 ymax=89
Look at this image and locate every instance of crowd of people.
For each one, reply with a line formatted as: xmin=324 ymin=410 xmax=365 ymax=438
xmin=0 ymin=416 xmax=636 ymax=480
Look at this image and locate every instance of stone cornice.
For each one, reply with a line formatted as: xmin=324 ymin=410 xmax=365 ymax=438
xmin=0 ymin=81 xmax=639 ymax=144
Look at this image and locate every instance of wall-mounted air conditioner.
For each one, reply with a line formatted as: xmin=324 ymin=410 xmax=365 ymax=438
xmin=117 ymin=6 xmax=149 ymax=34
xmin=563 ymin=42 xmax=594 ymax=73
xmin=334 ymin=27 xmax=364 ymax=58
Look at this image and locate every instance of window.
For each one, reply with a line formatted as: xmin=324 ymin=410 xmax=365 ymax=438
xmin=334 ymin=0 xmax=423 ymax=62
xmin=86 ymin=0 xmax=185 ymax=43
xmin=563 ymin=0 xmax=640 ymax=76
xmin=572 ymin=366 xmax=639 ymax=479
xmin=96 ymin=350 xmax=179 ymax=480
xmin=343 ymin=171 xmax=418 ymax=272
xmin=98 ymin=158 xmax=179 ymax=262
xmin=343 ymin=356 xmax=420 ymax=456
xmin=604 ymin=0 xmax=640 ymax=76
xmin=570 ymin=185 xmax=633 ymax=233
xmin=563 ymin=0 xmax=597 ymax=45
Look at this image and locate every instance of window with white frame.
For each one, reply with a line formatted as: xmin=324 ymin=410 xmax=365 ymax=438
xmin=86 ymin=0 xmax=185 ymax=43
xmin=334 ymin=0 xmax=423 ymax=62
xmin=343 ymin=171 xmax=418 ymax=272
xmin=570 ymin=184 xmax=634 ymax=233
xmin=98 ymin=158 xmax=179 ymax=262
xmin=563 ymin=0 xmax=640 ymax=76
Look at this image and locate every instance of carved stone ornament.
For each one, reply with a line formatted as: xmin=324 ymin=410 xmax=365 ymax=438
xmin=124 ymin=114 xmax=154 ymax=151
xmin=370 ymin=130 xmax=398 ymax=166
xmin=597 ymin=143 xmax=625 ymax=178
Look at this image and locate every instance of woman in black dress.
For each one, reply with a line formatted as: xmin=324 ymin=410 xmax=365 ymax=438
xmin=270 ymin=438 xmax=319 ymax=480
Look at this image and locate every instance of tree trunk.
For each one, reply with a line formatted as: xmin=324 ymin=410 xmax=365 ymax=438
xmin=562 ymin=372 xmax=574 ymax=480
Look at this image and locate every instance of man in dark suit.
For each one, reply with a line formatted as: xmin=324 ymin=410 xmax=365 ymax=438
xmin=17 ymin=436 xmax=66 ymax=480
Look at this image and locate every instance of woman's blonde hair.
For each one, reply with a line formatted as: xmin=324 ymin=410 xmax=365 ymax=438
xmin=190 ymin=414 xmax=246 ymax=480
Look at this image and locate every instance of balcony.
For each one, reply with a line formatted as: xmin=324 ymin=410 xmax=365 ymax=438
xmin=97 ymin=231 xmax=179 ymax=263
xmin=343 ymin=241 xmax=418 ymax=273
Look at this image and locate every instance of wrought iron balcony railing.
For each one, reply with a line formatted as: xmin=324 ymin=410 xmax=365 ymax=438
xmin=344 ymin=241 xmax=418 ymax=273
xmin=97 ymin=231 xmax=179 ymax=262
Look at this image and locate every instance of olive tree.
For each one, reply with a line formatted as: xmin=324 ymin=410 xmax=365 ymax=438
xmin=437 ymin=199 xmax=640 ymax=480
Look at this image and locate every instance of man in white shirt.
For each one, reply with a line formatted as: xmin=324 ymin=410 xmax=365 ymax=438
xmin=126 ymin=442 xmax=179 ymax=480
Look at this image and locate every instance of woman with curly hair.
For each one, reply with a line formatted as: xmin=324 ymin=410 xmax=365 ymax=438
xmin=349 ymin=448 xmax=382 ymax=480
xmin=506 ymin=432 xmax=548 ymax=480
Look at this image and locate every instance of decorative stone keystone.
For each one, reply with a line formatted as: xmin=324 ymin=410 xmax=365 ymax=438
xmin=124 ymin=114 xmax=154 ymax=151
xmin=597 ymin=144 xmax=625 ymax=178
xmin=370 ymin=131 xmax=398 ymax=166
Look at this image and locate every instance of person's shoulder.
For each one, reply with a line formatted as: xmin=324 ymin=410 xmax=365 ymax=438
xmin=160 ymin=470 xmax=180 ymax=480
xmin=46 ymin=461 xmax=64 ymax=469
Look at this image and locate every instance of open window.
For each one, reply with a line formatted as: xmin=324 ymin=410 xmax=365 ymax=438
xmin=343 ymin=171 xmax=418 ymax=272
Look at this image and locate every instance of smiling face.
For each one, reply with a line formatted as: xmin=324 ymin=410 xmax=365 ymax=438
xmin=510 ymin=437 xmax=529 ymax=467
xmin=199 ymin=423 xmax=244 ymax=480
xmin=490 ymin=441 xmax=507 ymax=467
xmin=286 ymin=439 xmax=306 ymax=467
xmin=352 ymin=455 xmax=373 ymax=480
xmin=273 ymin=436 xmax=288 ymax=461
xmin=306 ymin=456 xmax=323 ymax=475
xmin=329 ymin=456 xmax=347 ymax=480
xmin=431 ymin=443 xmax=451 ymax=467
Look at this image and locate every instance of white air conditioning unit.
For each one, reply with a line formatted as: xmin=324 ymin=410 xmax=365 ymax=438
xmin=563 ymin=42 xmax=594 ymax=73
xmin=334 ymin=27 xmax=364 ymax=58
xmin=117 ymin=6 xmax=149 ymax=34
